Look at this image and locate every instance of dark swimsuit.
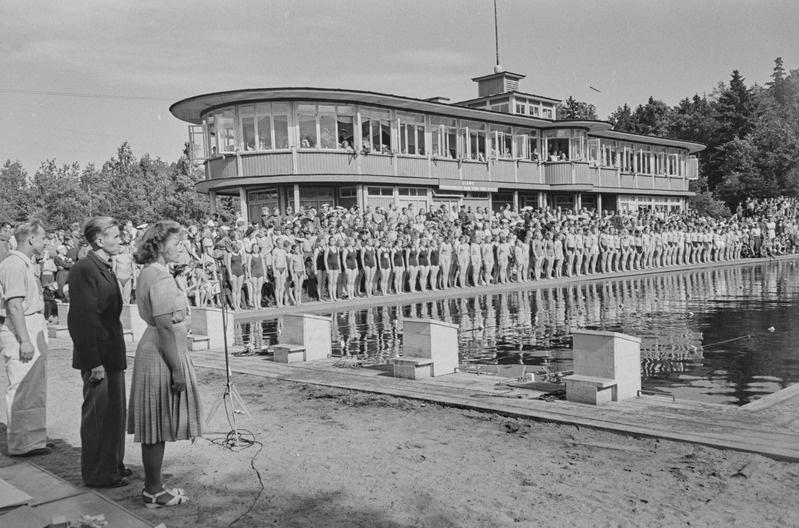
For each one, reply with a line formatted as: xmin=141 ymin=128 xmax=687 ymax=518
xmin=345 ymin=250 xmax=358 ymax=270
xmin=379 ymin=250 xmax=391 ymax=269
xmin=430 ymin=249 xmax=440 ymax=266
xmin=408 ymin=249 xmax=419 ymax=267
xmin=316 ymin=252 xmax=326 ymax=271
xmin=418 ymin=248 xmax=429 ymax=266
xmin=393 ymin=251 xmax=404 ymax=267
xmin=251 ymin=256 xmax=264 ymax=278
xmin=230 ymin=253 xmax=244 ymax=277
xmin=327 ymin=248 xmax=340 ymax=271
xmin=363 ymin=248 xmax=376 ymax=268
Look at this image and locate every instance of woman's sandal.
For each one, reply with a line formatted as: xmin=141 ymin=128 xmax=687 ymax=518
xmin=142 ymin=488 xmax=190 ymax=509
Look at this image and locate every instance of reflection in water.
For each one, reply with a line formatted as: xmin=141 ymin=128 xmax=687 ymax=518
xmin=235 ymin=260 xmax=799 ymax=406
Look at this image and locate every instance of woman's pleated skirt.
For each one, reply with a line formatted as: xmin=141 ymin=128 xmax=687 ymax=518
xmin=127 ymin=322 xmax=203 ymax=444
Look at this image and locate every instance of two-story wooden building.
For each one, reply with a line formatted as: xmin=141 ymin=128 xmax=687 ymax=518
xmin=170 ymin=67 xmax=703 ymax=222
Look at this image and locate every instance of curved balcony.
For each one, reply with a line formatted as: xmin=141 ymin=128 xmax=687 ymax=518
xmin=201 ymin=150 xmax=690 ymax=195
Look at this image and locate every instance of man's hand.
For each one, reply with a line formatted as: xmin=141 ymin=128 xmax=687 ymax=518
xmin=90 ymin=364 xmax=106 ymax=382
xmin=18 ymin=341 xmax=35 ymax=363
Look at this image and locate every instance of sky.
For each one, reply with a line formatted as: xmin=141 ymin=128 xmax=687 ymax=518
xmin=1 ymin=0 xmax=797 ymax=174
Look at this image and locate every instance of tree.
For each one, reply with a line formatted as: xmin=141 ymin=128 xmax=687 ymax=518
xmin=557 ymin=96 xmax=597 ymax=120
xmin=28 ymin=160 xmax=90 ymax=228
xmin=688 ymin=191 xmax=730 ymax=218
xmin=608 ymin=104 xmax=635 ymax=132
xmin=0 ymin=160 xmax=30 ymax=222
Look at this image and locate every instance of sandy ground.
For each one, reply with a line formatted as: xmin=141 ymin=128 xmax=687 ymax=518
xmin=2 ymin=344 xmax=799 ymax=528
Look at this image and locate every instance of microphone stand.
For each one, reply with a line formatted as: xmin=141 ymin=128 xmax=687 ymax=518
xmin=205 ymin=257 xmax=262 ymax=446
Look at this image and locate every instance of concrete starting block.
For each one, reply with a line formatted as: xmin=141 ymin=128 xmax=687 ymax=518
xmin=392 ymin=319 xmax=458 ymax=379
xmin=274 ymin=314 xmax=332 ymax=363
xmin=191 ymin=307 xmax=234 ymax=350
xmin=564 ymin=330 xmax=641 ymax=405
xmin=272 ymin=344 xmax=307 ymax=363
xmin=120 ymin=304 xmax=147 ymax=342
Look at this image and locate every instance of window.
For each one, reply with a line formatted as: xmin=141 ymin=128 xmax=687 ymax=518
xmin=460 ymin=120 xmax=487 ymax=161
xmin=601 ymin=140 xmax=617 ymax=167
xmin=569 ymin=130 xmax=586 ymax=161
xmin=368 ymin=186 xmax=393 ymax=196
xmin=296 ymin=103 xmax=354 ymax=150
xmin=513 ymin=127 xmax=538 ymax=160
xmin=543 ymin=129 xmax=587 ymax=161
xmin=529 ymin=105 xmax=541 ymax=117
xmin=490 ymin=103 xmax=510 ymax=113
xmin=398 ymin=187 xmax=427 ymax=196
xmin=515 ymin=103 xmax=526 ymax=115
xmin=214 ymin=109 xmax=236 ymax=152
xmin=361 ymin=107 xmax=392 ymax=154
xmin=587 ymin=139 xmax=600 ymax=164
xmin=398 ymin=112 xmax=426 ymax=156
xmin=636 ymin=146 xmax=652 ymax=174
xmin=542 ymin=107 xmax=553 ymax=119
xmin=240 ymin=105 xmax=257 ymax=151
xmin=490 ymin=125 xmax=512 ymax=159
xmin=431 ymin=117 xmax=457 ymax=159
xmin=619 ymin=142 xmax=634 ymax=172
xmin=655 ymin=147 xmax=666 ymax=175
xmin=339 ymin=187 xmax=357 ymax=198
xmin=272 ymin=103 xmax=290 ymax=149
xmin=298 ymin=103 xmax=318 ymax=148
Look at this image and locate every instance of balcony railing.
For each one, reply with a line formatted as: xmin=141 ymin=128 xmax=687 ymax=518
xmin=203 ymin=150 xmax=690 ymax=193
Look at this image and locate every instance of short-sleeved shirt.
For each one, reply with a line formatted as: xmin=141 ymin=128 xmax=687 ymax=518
xmin=136 ymin=263 xmax=187 ymax=326
xmin=0 ymin=250 xmax=44 ymax=317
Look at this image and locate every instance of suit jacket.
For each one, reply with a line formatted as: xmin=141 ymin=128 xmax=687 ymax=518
xmin=68 ymin=251 xmax=127 ymax=372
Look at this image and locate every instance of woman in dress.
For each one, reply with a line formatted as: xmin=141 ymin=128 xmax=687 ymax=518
xmin=129 ymin=221 xmax=201 ymax=509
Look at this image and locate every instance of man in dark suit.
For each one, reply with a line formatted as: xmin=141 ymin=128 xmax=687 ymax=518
xmin=68 ymin=217 xmax=130 ymax=488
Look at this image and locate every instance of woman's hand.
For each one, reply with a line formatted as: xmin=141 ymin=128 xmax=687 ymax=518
xmin=171 ymin=371 xmax=186 ymax=393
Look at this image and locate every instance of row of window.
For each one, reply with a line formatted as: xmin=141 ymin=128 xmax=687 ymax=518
xmin=196 ymin=102 xmax=686 ymax=176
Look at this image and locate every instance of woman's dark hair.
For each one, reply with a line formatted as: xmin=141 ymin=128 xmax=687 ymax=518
xmin=134 ymin=220 xmax=183 ymax=265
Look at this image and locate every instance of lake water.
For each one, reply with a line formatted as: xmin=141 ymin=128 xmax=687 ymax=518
xmin=236 ymin=259 xmax=799 ymax=406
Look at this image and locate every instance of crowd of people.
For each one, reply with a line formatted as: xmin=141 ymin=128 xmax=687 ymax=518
xmin=1 ymin=196 xmax=797 ymax=316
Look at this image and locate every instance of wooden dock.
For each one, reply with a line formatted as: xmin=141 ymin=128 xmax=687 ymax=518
xmin=181 ymin=347 xmax=799 ymax=462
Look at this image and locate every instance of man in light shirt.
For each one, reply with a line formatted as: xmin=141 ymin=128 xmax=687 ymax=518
xmin=0 ymin=220 xmax=51 ymax=456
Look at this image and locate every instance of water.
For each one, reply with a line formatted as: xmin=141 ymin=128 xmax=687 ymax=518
xmin=236 ymin=259 xmax=799 ymax=406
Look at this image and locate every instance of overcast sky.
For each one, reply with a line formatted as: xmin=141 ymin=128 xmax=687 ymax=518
xmin=2 ymin=0 xmax=797 ymax=174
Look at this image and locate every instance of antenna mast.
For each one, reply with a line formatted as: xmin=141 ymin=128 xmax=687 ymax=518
xmin=493 ymin=0 xmax=500 ymax=67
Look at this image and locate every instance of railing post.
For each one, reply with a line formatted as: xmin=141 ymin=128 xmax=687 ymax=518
xmin=291 ymin=146 xmax=298 ymax=174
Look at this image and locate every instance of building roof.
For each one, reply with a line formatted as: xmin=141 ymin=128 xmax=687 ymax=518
xmin=456 ymin=90 xmax=563 ymax=106
xmin=592 ymin=130 xmax=706 ymax=154
xmin=169 ymin=86 xmax=610 ymax=133
xmin=470 ymin=70 xmax=526 ymax=83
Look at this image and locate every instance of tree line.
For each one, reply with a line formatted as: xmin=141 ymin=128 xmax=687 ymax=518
xmin=559 ymin=57 xmax=799 ymax=216
xmin=0 ymin=143 xmax=238 ymax=228
xmin=3 ymin=58 xmax=797 ymax=227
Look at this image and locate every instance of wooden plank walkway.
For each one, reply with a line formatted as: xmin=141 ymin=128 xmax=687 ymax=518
xmin=174 ymin=347 xmax=799 ymax=462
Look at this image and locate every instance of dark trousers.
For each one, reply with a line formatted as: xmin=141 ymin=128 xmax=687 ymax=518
xmin=81 ymin=370 xmax=126 ymax=486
